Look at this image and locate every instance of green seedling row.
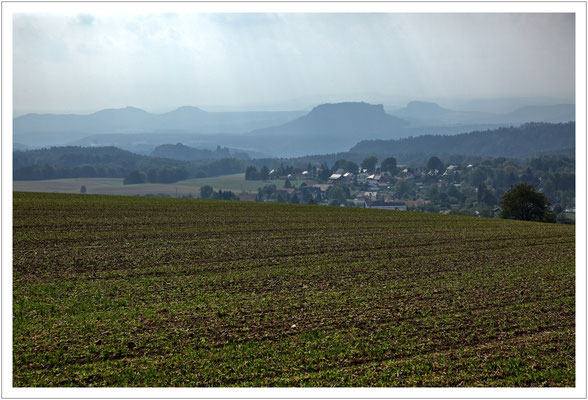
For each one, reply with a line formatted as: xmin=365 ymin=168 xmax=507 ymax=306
xmin=13 ymin=192 xmax=575 ymax=387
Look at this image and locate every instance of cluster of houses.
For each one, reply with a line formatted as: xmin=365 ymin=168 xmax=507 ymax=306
xmin=234 ymin=160 xmax=576 ymax=223
xmin=242 ymin=161 xmax=517 ymax=214
xmin=238 ymin=165 xmax=446 ymax=211
xmin=267 ymin=168 xmax=314 ymax=181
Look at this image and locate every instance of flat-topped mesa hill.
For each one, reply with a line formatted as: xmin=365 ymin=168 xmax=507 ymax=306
xmin=398 ymin=101 xmax=448 ymax=117
xmin=13 ymin=192 xmax=575 ymax=386
xmin=249 ymin=102 xmax=409 ymax=138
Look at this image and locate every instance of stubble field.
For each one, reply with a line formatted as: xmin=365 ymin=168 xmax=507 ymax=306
xmin=13 ymin=192 xmax=575 ymax=387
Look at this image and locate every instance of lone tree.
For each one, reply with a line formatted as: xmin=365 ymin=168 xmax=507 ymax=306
xmin=361 ymin=156 xmax=378 ymax=174
xmin=199 ymin=185 xmax=213 ymax=199
xmin=332 ymin=159 xmax=359 ymax=174
xmin=500 ymin=184 xmax=555 ymax=223
xmin=123 ymin=170 xmax=147 ymax=185
xmin=380 ymin=157 xmax=397 ymax=174
xmin=426 ymin=156 xmax=444 ymax=172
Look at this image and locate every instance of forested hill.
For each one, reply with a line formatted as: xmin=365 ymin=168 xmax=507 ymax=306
xmin=13 ymin=145 xmax=263 ymax=182
xmin=350 ymin=122 xmax=575 ymax=158
xmin=151 ymin=143 xmax=250 ymax=161
xmin=13 ymin=146 xmax=142 ymax=169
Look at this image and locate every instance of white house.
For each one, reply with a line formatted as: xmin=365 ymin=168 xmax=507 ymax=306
xmin=328 ymin=173 xmax=342 ymax=182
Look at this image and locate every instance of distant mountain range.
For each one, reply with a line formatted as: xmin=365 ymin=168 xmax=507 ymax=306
xmin=13 ymin=101 xmax=575 ymax=158
xmin=388 ymin=101 xmax=575 ymax=126
xmin=13 ymin=106 xmax=305 ymax=143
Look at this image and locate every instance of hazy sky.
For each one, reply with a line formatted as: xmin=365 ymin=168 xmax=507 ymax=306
xmin=13 ymin=12 xmax=575 ymax=113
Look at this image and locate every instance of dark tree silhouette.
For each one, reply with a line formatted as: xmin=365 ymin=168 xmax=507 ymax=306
xmin=123 ymin=170 xmax=147 ymax=185
xmin=500 ymin=184 xmax=555 ymax=222
xmin=199 ymin=185 xmax=213 ymax=199
xmin=426 ymin=156 xmax=444 ymax=172
xmin=245 ymin=166 xmax=259 ymax=180
xmin=361 ymin=156 xmax=378 ymax=174
xmin=380 ymin=157 xmax=397 ymax=174
xmin=332 ymin=159 xmax=359 ymax=174
xmin=260 ymin=165 xmax=270 ymax=180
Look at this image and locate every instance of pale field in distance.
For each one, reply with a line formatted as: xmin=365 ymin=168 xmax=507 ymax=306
xmin=13 ymin=174 xmax=288 ymax=197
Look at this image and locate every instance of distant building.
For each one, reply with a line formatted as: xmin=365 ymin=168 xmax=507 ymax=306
xmin=357 ymin=172 xmax=370 ymax=184
xmin=342 ymin=172 xmax=355 ymax=181
xmin=365 ymin=200 xmax=407 ymax=211
xmin=563 ymin=208 xmax=576 ymax=220
xmin=328 ymin=173 xmax=343 ymax=182
xmin=360 ymin=191 xmax=378 ymax=198
xmin=311 ymin=184 xmax=333 ymax=193
xmin=403 ymin=199 xmax=428 ymax=208
xmin=300 ymin=181 xmax=319 ymax=187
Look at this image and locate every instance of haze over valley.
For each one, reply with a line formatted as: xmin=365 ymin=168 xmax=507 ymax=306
xmin=13 ymin=99 xmax=575 ymax=157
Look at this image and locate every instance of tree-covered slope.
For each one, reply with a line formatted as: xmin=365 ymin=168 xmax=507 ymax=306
xmin=350 ymin=122 xmax=575 ymax=158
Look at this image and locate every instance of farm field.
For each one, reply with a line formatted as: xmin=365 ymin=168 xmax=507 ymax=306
xmin=176 ymin=173 xmax=288 ymax=192
xmin=13 ymin=177 xmax=200 ymax=197
xmin=13 ymin=192 xmax=575 ymax=387
xmin=13 ymin=173 xmax=282 ymax=197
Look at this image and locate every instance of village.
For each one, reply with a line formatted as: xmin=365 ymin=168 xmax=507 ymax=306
xmin=243 ymin=158 xmax=494 ymax=216
xmin=239 ymin=155 xmax=575 ymax=222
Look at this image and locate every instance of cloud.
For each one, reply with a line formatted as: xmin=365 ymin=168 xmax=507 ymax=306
xmin=76 ymin=13 xmax=95 ymax=26
xmin=12 ymin=12 xmax=576 ymax=113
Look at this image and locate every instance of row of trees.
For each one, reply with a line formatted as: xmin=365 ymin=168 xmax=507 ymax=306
xmin=245 ymin=165 xmax=270 ymax=180
xmin=331 ymin=156 xmax=397 ymax=174
xmin=14 ymin=164 xmax=127 ymax=180
xmin=256 ymin=184 xmax=320 ymax=204
xmin=198 ymin=185 xmax=239 ymax=200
